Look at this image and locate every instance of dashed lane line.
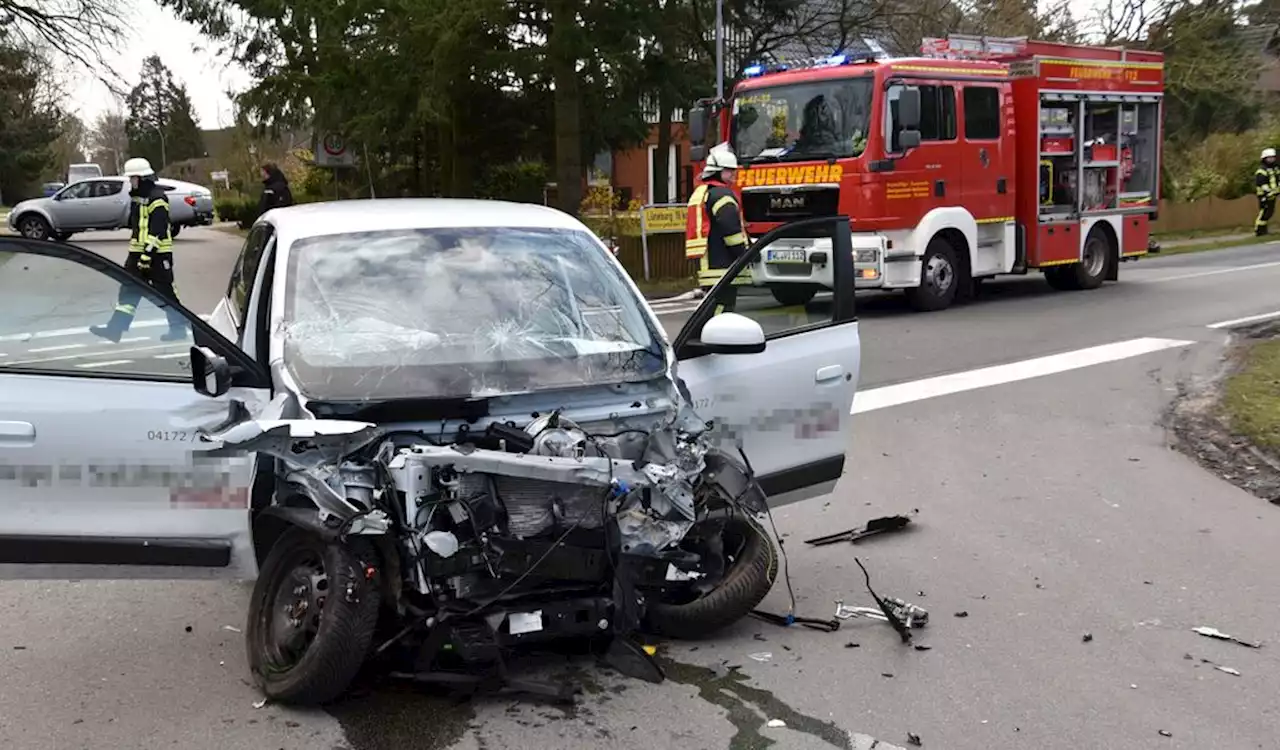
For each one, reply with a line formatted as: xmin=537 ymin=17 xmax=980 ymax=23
xmin=0 ymin=314 xmax=212 ymax=344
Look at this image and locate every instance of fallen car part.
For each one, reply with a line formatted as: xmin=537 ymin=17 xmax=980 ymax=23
xmin=851 ymin=557 xmax=923 ymax=643
xmin=1192 ymin=626 xmax=1263 ymax=649
xmin=804 ymin=514 xmax=913 ymax=546
xmin=834 ymin=600 xmax=929 ymax=629
xmin=749 ymin=608 xmax=841 ymax=632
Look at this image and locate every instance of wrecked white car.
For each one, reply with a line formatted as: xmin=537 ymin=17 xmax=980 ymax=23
xmin=0 ymin=199 xmax=860 ymax=705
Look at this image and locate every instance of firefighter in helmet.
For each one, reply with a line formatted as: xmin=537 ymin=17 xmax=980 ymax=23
xmin=685 ymin=143 xmax=750 ymax=314
xmin=1255 ymin=148 xmax=1280 ymax=237
xmin=90 ymin=157 xmax=187 ymax=342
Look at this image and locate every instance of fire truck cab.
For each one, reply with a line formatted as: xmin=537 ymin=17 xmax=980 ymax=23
xmin=688 ymin=35 xmax=1164 ymax=312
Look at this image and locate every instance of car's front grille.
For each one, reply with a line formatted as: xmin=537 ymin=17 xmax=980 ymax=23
xmin=742 ymin=187 xmax=841 ymax=224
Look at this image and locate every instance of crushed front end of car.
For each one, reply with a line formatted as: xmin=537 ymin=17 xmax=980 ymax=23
xmin=202 ymin=399 xmax=776 ymax=706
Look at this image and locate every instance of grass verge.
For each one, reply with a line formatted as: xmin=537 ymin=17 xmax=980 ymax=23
xmin=1157 ymin=235 xmax=1274 ymax=256
xmin=634 ymin=277 xmax=697 ymax=299
xmin=1222 ymin=335 xmax=1280 ymax=455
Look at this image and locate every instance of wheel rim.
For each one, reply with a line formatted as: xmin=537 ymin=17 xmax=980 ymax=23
xmin=260 ymin=548 xmax=329 ymax=671
xmin=924 ymin=253 xmax=954 ymax=294
xmin=654 ymin=520 xmax=752 ymax=606
xmin=1082 ymin=236 xmax=1107 ymax=277
xmin=19 ymin=218 xmax=46 ymax=239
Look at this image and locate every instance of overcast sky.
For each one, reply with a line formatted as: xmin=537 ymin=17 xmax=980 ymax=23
xmin=67 ymin=0 xmax=248 ymax=131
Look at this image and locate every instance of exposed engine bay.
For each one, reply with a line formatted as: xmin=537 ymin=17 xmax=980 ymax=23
xmin=205 ymin=402 xmax=776 ymax=704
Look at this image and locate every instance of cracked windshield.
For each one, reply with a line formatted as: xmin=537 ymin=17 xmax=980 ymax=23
xmin=732 ymin=76 xmax=873 ymax=163
xmin=1 ymin=2 xmax=1277 ymax=750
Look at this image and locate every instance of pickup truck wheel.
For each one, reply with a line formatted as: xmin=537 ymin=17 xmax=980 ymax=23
xmin=169 ymin=223 xmax=182 ymax=238
xmin=769 ymin=284 xmax=818 ymax=306
xmin=644 ymin=516 xmax=778 ymax=639
xmin=246 ymin=527 xmax=381 ymax=706
xmin=16 ymin=214 xmax=51 ymax=240
xmin=52 ymin=232 xmax=74 ymax=242
xmin=905 ymin=236 xmax=960 ymax=312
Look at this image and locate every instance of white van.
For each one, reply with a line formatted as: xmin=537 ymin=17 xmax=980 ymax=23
xmin=66 ymin=163 xmax=103 ymax=183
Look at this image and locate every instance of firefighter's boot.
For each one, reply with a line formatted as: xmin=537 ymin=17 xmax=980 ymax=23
xmin=89 ymin=309 xmax=134 ymax=343
xmin=160 ymin=325 xmax=188 ymax=342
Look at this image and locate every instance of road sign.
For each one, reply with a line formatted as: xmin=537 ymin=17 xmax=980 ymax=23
xmin=640 ymin=205 xmax=688 ymax=234
xmin=314 ymin=132 xmax=355 ymax=168
xmin=210 ymin=170 xmax=229 ymax=183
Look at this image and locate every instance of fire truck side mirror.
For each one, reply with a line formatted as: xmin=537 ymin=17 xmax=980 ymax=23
xmin=898 ymin=87 xmax=922 ymax=130
xmin=899 ymin=130 xmax=922 ymax=150
xmin=689 ymin=105 xmax=708 ymax=146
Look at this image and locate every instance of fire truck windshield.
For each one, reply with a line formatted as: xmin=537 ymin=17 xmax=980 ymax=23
xmin=730 ymin=75 xmax=873 ymax=164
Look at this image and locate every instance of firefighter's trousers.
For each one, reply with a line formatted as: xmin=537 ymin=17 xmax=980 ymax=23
xmin=91 ymin=251 xmax=186 ymax=341
xmin=1257 ymin=197 xmax=1276 ymax=236
xmin=698 ymin=254 xmax=748 ymax=315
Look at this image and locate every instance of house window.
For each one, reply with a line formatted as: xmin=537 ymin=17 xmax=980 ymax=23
xmin=647 ymin=144 xmax=680 ymax=205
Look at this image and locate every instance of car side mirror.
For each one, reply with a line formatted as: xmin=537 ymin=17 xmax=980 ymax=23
xmin=699 ymin=312 xmax=766 ymax=354
xmin=898 ymin=87 xmax=921 ymax=130
xmin=190 ymin=345 xmax=232 ymax=398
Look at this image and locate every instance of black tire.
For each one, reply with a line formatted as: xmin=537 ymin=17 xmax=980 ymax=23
xmin=170 ymin=223 xmax=182 ymax=238
xmin=645 ymin=516 xmax=778 ymax=639
xmin=905 ymin=236 xmax=961 ymax=312
xmin=769 ymin=284 xmax=818 ymax=306
xmin=16 ymin=213 xmax=51 ymax=240
xmin=1071 ymin=228 xmax=1111 ymax=290
xmin=52 ymin=232 xmax=74 ymax=242
xmin=1043 ymin=266 xmax=1078 ymax=291
xmin=246 ymin=527 xmax=382 ymax=705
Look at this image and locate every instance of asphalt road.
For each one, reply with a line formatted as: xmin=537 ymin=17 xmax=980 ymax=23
xmin=3 ymin=227 xmax=1280 ymax=749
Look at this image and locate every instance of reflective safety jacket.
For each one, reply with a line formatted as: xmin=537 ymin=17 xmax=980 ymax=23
xmin=137 ymin=182 xmax=173 ymax=254
xmin=1256 ymin=164 xmax=1280 ymax=200
xmin=684 ymin=177 xmax=747 ymax=267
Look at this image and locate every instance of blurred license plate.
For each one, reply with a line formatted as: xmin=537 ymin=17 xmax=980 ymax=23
xmin=767 ymin=249 xmax=807 ymax=263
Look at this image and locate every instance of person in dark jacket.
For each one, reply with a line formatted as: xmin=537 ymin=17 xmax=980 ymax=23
xmin=259 ymin=163 xmax=294 ymax=213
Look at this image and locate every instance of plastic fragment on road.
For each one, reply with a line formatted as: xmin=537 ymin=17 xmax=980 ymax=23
xmin=748 ymin=652 xmax=772 ymax=662
xmin=1158 ymin=730 xmax=1173 ymax=737
xmin=222 ymin=625 xmax=242 ymax=633
xmin=907 ymin=732 xmax=923 ymax=746
xmin=805 ymin=514 xmax=913 ymax=546
xmin=1192 ymin=626 xmax=1262 ymax=648
xmin=1215 ymin=666 xmax=1241 ymax=676
xmin=252 ymin=699 xmax=268 ymax=709
xmin=767 ymin=719 xmax=786 ymax=728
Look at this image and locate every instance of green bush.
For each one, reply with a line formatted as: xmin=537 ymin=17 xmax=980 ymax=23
xmin=1166 ymin=118 xmax=1280 ymax=202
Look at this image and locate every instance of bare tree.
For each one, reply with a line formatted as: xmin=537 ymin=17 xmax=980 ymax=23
xmin=87 ymin=109 xmax=128 ymax=172
xmin=0 ymin=0 xmax=127 ymax=86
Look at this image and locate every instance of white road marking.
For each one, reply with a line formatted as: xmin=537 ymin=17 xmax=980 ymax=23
xmin=27 ymin=343 xmax=86 ymax=353
xmin=0 ymin=313 xmax=211 ymax=344
xmin=6 ymin=343 xmax=186 ymax=367
xmin=75 ymin=359 xmax=134 ymax=369
xmin=851 ymin=337 xmax=1195 ymax=415
xmin=1148 ymin=260 xmax=1280 ymax=284
xmin=153 ymin=352 xmax=189 ymax=359
xmin=1206 ymin=310 xmax=1280 ymax=329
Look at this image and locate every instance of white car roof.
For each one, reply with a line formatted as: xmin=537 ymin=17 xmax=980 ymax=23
xmin=266 ymin=198 xmax=589 ymax=244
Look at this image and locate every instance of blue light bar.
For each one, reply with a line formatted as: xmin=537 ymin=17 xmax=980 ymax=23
xmin=743 ymin=64 xmax=765 ymax=77
xmin=824 ymin=54 xmax=848 ymax=66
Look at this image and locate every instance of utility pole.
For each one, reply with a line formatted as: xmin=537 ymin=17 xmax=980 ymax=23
xmin=715 ymin=0 xmax=724 ymax=99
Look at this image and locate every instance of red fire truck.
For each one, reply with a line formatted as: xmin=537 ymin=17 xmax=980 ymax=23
xmin=687 ymin=34 xmax=1164 ymax=311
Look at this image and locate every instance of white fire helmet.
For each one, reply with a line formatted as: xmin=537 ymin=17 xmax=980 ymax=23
xmin=122 ymin=157 xmax=155 ymax=178
xmin=702 ymin=143 xmax=740 ymax=177
xmin=1263 ymin=148 xmax=1277 ymax=160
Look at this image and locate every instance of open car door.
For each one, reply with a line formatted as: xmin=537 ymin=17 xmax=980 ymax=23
xmin=672 ymin=216 xmax=860 ymax=506
xmin=0 ymin=237 xmax=272 ymax=579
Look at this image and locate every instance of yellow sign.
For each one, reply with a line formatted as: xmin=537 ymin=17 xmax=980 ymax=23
xmin=738 ymin=163 xmax=844 ymax=188
xmin=641 ymin=206 xmax=688 ymax=233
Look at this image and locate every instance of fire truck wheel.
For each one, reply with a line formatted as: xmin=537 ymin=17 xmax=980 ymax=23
xmin=1072 ymin=229 xmax=1111 ymax=290
xmin=1043 ymin=267 xmax=1076 ymax=291
xmin=906 ymin=236 xmax=961 ymax=312
xmin=768 ymin=284 xmax=819 ymax=306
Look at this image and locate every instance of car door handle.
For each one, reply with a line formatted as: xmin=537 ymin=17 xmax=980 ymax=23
xmin=815 ymin=365 xmax=844 ymax=383
xmin=0 ymin=421 xmax=36 ymax=446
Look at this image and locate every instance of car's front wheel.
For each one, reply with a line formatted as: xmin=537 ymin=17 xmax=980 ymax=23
xmin=245 ymin=528 xmax=382 ymax=705
xmin=16 ymin=214 xmax=51 ymax=240
xmin=169 ymin=223 xmax=182 ymax=238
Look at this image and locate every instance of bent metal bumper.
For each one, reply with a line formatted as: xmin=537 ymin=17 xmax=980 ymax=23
xmin=748 ymin=233 xmax=886 ymax=290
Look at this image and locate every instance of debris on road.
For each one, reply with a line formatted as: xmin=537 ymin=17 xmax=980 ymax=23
xmin=845 ymin=642 xmax=860 ymax=648
xmin=748 ymin=652 xmax=772 ymax=662
xmin=914 ymin=644 xmax=933 ymax=651
xmin=1158 ymin=730 xmax=1173 ymax=737
xmin=1082 ymin=633 xmax=1094 ymax=643
xmin=767 ymin=719 xmax=787 ymax=728
xmin=839 ymin=558 xmax=927 ymax=643
xmin=252 ymin=699 xmax=268 ymax=709
xmin=222 ymin=625 xmax=242 ymax=634
xmin=907 ymin=732 xmax=923 ymax=746
xmin=955 ymin=611 xmax=970 ymax=618
xmin=1193 ymin=626 xmax=1263 ymax=648
xmin=1215 ymin=666 xmax=1241 ymax=676
xmin=805 ymin=514 xmax=913 ymax=546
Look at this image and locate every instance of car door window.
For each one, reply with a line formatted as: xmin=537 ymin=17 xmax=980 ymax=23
xmin=885 ymin=83 xmax=956 ymax=152
xmin=228 ymin=224 xmax=273 ymax=332
xmin=89 ymin=180 xmax=123 ymax=198
xmin=58 ymin=182 xmax=92 ymax=200
xmin=963 ymin=86 xmax=1001 ymax=140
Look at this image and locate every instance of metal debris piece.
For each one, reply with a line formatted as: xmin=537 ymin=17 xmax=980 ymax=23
xmin=1215 ymin=666 xmax=1241 ymax=676
xmin=252 ymin=699 xmax=268 ymax=709
xmin=1158 ymin=730 xmax=1172 ymax=737
xmin=805 ymin=514 xmax=913 ymax=546
xmin=954 ymin=611 xmax=969 ymax=618
xmin=914 ymin=644 xmax=932 ymax=651
xmin=222 ymin=625 xmax=242 ymax=633
xmin=907 ymin=732 xmax=923 ymax=746
xmin=748 ymin=652 xmax=772 ymax=662
xmin=767 ymin=719 xmax=786 ymax=728
xmin=1082 ymin=633 xmax=1094 ymax=643
xmin=1193 ymin=626 xmax=1262 ymax=648
xmin=834 ymin=599 xmax=929 ymax=629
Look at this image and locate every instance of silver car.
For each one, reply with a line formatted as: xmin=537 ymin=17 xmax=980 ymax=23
xmin=6 ymin=176 xmax=214 ymax=241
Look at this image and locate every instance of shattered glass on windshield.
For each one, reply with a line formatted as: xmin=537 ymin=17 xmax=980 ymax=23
xmin=280 ymin=227 xmax=666 ymax=401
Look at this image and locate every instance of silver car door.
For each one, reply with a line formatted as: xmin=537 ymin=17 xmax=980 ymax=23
xmin=0 ymin=237 xmax=273 ymax=580
xmin=671 ymin=215 xmax=860 ymax=507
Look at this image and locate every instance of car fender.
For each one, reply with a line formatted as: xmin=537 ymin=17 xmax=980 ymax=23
xmin=12 ymin=204 xmax=59 ymax=231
